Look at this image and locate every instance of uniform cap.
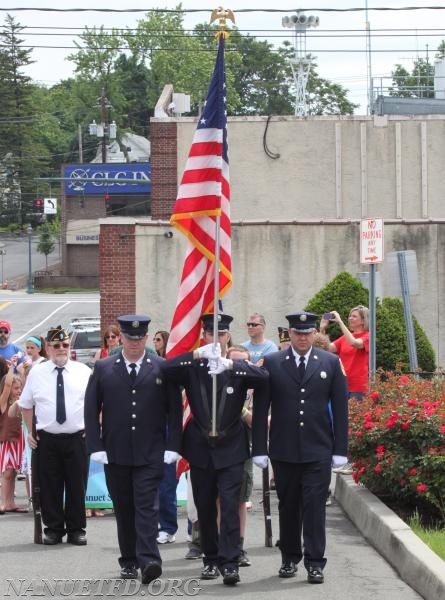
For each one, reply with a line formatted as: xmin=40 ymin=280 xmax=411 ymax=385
xmin=201 ymin=312 xmax=233 ymax=332
xmin=285 ymin=312 xmax=318 ymax=333
xmin=118 ymin=314 xmax=151 ymax=339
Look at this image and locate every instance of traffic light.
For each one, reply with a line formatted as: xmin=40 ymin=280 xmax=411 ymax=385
xmin=34 ymin=198 xmax=44 ymax=212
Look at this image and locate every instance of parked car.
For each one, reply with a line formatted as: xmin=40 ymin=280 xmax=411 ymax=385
xmin=67 ymin=318 xmax=101 ymax=367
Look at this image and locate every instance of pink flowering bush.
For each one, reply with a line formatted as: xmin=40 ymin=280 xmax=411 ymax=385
xmin=348 ymin=371 xmax=445 ymax=522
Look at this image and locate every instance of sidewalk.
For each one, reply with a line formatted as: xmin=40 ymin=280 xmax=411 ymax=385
xmin=1 ymin=476 xmax=423 ymax=599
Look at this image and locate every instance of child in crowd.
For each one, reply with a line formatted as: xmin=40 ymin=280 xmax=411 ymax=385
xmin=0 ymin=364 xmax=27 ymax=513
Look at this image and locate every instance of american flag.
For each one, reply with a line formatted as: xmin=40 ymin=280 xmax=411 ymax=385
xmin=166 ymin=35 xmax=231 ymax=477
xmin=167 ymin=35 xmax=231 ymax=359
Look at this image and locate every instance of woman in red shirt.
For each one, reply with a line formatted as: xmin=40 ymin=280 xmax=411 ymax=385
xmin=321 ymin=305 xmax=369 ymax=400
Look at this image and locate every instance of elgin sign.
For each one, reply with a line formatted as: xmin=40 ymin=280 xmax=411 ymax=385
xmin=63 ymin=164 xmax=151 ymax=196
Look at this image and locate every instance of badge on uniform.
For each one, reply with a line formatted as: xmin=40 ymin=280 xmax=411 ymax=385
xmin=226 ymin=386 xmax=234 ymax=395
xmin=320 ymin=371 xmax=327 ymax=379
xmin=156 ymin=378 xmax=163 ymax=385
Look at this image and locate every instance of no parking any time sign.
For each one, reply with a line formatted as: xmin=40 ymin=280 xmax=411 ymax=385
xmin=360 ymin=218 xmax=384 ymax=264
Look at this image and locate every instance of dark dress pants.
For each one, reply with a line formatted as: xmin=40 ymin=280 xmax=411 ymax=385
xmin=272 ymin=458 xmax=331 ymax=569
xmin=38 ymin=430 xmax=88 ymax=536
xmin=190 ymin=460 xmax=244 ymax=570
xmin=105 ymin=462 xmax=163 ymax=570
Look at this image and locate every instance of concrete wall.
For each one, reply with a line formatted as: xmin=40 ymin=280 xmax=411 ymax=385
xmin=111 ymin=219 xmax=445 ymax=367
xmin=173 ymin=115 xmax=445 ymax=221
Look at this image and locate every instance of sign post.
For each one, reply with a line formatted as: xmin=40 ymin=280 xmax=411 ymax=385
xmin=360 ymin=218 xmax=384 ymax=382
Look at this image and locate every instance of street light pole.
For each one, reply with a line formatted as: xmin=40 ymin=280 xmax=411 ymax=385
xmin=27 ymin=225 xmax=33 ymax=294
xmin=0 ymin=249 xmax=5 ymax=284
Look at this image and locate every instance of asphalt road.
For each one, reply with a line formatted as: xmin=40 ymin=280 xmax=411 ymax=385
xmin=0 ymin=233 xmax=60 ymax=284
xmin=0 ymin=474 xmax=422 ymax=600
xmin=0 ymin=290 xmax=100 ymax=343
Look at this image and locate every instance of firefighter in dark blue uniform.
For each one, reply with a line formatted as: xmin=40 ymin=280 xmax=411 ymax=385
xmin=163 ymin=313 xmax=268 ymax=586
xmin=252 ymin=312 xmax=348 ymax=584
xmin=84 ymin=315 xmax=182 ymax=584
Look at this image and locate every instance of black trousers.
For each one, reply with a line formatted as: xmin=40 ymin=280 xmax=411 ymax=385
xmin=37 ymin=430 xmax=88 ymax=536
xmin=272 ymin=458 xmax=331 ymax=570
xmin=190 ymin=460 xmax=244 ymax=570
xmin=105 ymin=462 xmax=163 ymax=570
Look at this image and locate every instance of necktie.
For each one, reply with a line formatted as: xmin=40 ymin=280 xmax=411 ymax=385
xmin=129 ymin=363 xmax=137 ymax=384
xmin=298 ymin=355 xmax=306 ymax=379
xmin=55 ymin=367 xmax=66 ymax=424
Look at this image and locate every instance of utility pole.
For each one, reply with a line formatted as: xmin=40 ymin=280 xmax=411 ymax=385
xmin=100 ymin=88 xmax=108 ymax=163
xmin=88 ymin=89 xmax=116 ymax=164
xmin=78 ymin=124 xmax=83 ymax=163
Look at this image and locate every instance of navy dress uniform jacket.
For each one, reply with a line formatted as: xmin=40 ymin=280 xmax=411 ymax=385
xmin=252 ymin=346 xmax=348 ymax=463
xmin=162 ymin=353 xmax=268 ymax=470
xmin=84 ymin=352 xmax=182 ymax=466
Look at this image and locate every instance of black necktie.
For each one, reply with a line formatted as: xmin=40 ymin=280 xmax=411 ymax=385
xmin=55 ymin=367 xmax=66 ymax=424
xmin=129 ymin=363 xmax=137 ymax=384
xmin=298 ymin=355 xmax=306 ymax=379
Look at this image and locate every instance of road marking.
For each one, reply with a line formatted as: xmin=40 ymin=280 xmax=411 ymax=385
xmin=13 ymin=301 xmax=72 ymax=343
xmin=0 ymin=302 xmax=12 ymax=311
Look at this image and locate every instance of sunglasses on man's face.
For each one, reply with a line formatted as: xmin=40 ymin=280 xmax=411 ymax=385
xmin=247 ymin=322 xmax=262 ymax=327
xmin=0 ymin=329 xmax=9 ymax=334
xmin=50 ymin=342 xmax=70 ymax=349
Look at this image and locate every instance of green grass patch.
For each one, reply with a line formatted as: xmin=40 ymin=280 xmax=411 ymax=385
xmin=409 ymin=512 xmax=445 ymax=561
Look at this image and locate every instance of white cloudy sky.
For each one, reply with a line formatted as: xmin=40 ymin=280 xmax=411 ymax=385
xmin=3 ymin=1 xmax=445 ymax=113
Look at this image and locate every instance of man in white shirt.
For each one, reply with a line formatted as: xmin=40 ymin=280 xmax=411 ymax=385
xmin=241 ymin=313 xmax=278 ymax=364
xmin=19 ymin=325 xmax=91 ymax=546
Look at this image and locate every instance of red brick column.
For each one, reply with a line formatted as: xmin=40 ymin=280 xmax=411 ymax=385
xmin=99 ymin=223 xmax=136 ymax=329
xmin=150 ymin=121 xmax=178 ymax=219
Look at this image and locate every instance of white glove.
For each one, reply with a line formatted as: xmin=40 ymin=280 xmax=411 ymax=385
xmin=91 ymin=451 xmax=108 ymax=465
xmin=208 ymin=356 xmax=232 ymax=375
xmin=197 ymin=343 xmax=221 ymax=361
xmin=164 ymin=451 xmax=180 ymax=464
xmin=332 ymin=455 xmax=348 ymax=468
xmin=252 ymin=455 xmax=268 ymax=469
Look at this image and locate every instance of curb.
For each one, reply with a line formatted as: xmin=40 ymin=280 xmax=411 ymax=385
xmin=334 ymin=474 xmax=445 ymax=600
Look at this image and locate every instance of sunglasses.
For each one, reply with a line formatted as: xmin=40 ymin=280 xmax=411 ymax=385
xmin=0 ymin=329 xmax=9 ymax=334
xmin=106 ymin=334 xmax=118 ymax=339
xmin=50 ymin=342 xmax=70 ymax=349
xmin=153 ymin=337 xmax=163 ymax=342
xmin=247 ymin=322 xmax=263 ymax=327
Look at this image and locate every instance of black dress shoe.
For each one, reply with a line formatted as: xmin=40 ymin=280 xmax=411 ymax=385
xmin=200 ymin=564 xmax=219 ymax=580
xmin=120 ymin=566 xmax=138 ymax=579
xmin=141 ymin=562 xmax=162 ymax=585
xmin=222 ymin=567 xmax=240 ymax=586
xmin=67 ymin=532 xmax=87 ymax=545
xmin=307 ymin=566 xmax=324 ymax=584
xmin=278 ymin=560 xmax=297 ymax=578
xmin=43 ymin=531 xmax=63 ymax=545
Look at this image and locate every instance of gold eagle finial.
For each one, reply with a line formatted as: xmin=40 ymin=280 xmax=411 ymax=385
xmin=210 ymin=6 xmax=235 ymax=32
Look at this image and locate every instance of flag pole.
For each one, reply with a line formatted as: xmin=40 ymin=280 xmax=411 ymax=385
xmin=211 ymin=214 xmax=221 ymax=437
xmin=209 ymin=7 xmax=234 ymax=438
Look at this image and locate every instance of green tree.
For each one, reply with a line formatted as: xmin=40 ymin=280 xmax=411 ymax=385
xmin=0 ymin=15 xmax=51 ymax=224
xmin=36 ymin=222 xmax=56 ymax=270
xmin=390 ymin=59 xmax=435 ymax=98
xmin=305 ymin=272 xmax=436 ymax=373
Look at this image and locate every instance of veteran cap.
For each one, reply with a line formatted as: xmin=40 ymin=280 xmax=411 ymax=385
xmin=278 ymin=326 xmax=290 ymax=344
xmin=118 ymin=314 xmax=151 ymax=339
xmin=286 ymin=311 xmax=318 ymax=333
xmin=47 ymin=325 xmax=70 ymax=343
xmin=201 ymin=312 xmax=233 ymax=333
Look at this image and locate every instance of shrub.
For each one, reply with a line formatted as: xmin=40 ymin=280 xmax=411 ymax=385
xmin=305 ymin=272 xmax=436 ymax=373
xmin=348 ymin=371 xmax=445 ymax=522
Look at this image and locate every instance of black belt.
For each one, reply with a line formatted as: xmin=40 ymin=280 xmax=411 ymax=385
xmin=39 ymin=429 xmax=85 ymax=439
